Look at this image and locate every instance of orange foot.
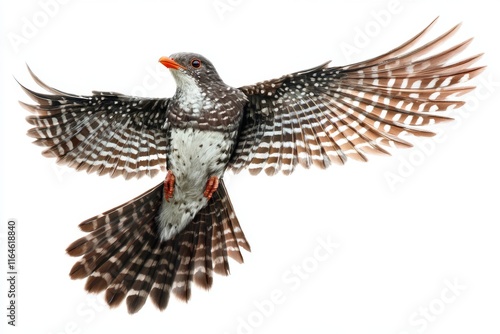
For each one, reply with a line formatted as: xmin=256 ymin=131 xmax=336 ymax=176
xmin=164 ymin=170 xmax=175 ymax=202
xmin=204 ymin=176 xmax=219 ymax=200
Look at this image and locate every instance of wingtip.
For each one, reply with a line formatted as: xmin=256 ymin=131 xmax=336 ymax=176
xmin=25 ymin=63 xmax=33 ymax=76
xmin=421 ymin=16 xmax=440 ymax=35
xmin=25 ymin=64 xmax=56 ymax=93
xmin=428 ymin=16 xmax=440 ymax=28
xmin=18 ymin=100 xmax=38 ymax=113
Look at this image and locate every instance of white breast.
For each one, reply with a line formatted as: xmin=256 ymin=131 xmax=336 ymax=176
xmin=171 ymin=71 xmax=206 ymax=113
xmin=157 ymin=128 xmax=231 ymax=240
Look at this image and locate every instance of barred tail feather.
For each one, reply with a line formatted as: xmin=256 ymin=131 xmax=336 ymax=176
xmin=66 ymin=179 xmax=250 ymax=314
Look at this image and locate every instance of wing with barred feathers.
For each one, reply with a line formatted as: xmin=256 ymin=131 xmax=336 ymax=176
xmin=231 ymin=19 xmax=484 ymax=176
xmin=19 ymin=67 xmax=169 ymax=179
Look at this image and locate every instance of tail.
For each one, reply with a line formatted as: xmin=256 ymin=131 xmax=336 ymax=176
xmin=66 ymin=179 xmax=250 ymax=314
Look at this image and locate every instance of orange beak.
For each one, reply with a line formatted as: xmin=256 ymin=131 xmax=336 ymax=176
xmin=159 ymin=56 xmax=186 ymax=70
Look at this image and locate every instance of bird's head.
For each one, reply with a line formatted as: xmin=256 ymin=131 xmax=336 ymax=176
xmin=159 ymin=52 xmax=246 ymax=117
xmin=159 ymin=52 xmax=223 ymax=90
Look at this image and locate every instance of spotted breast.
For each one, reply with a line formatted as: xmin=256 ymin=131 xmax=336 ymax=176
xmin=157 ymin=127 xmax=237 ymax=240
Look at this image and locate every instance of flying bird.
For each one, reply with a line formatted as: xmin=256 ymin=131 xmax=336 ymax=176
xmin=19 ymin=19 xmax=483 ymax=314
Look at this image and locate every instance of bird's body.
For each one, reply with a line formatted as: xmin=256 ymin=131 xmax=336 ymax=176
xmin=20 ymin=19 xmax=484 ymax=314
xmin=159 ymin=128 xmax=237 ymax=239
xmin=159 ymin=53 xmax=247 ymax=239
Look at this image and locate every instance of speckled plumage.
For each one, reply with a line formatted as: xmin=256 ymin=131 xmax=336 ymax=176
xmin=21 ymin=19 xmax=484 ymax=314
xmin=158 ymin=128 xmax=238 ymax=240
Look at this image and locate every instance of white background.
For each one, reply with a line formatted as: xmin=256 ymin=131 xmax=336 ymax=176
xmin=1 ymin=0 xmax=499 ymax=333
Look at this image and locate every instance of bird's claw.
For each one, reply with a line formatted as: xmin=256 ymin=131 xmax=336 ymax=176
xmin=204 ymin=176 xmax=219 ymax=200
xmin=164 ymin=170 xmax=175 ymax=201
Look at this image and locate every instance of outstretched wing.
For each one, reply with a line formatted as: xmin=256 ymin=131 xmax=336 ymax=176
xmin=19 ymin=67 xmax=169 ymax=179
xmin=230 ymin=19 xmax=484 ymax=176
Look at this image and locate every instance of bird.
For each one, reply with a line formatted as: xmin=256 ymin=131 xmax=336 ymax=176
xmin=19 ymin=18 xmax=483 ymax=314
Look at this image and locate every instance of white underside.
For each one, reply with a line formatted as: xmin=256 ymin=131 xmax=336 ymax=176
xmin=158 ymin=128 xmax=230 ymax=240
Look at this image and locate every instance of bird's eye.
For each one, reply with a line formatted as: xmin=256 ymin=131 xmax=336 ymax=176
xmin=190 ymin=59 xmax=202 ymax=69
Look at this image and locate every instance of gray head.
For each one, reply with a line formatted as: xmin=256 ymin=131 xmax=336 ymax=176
xmin=159 ymin=52 xmax=223 ymax=88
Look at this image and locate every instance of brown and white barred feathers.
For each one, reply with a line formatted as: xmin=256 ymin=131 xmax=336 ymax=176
xmin=20 ymin=18 xmax=483 ymax=314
